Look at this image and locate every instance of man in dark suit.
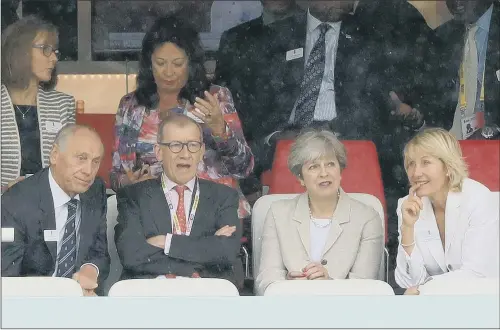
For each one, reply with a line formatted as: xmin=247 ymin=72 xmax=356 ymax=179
xmin=217 ymin=0 xmax=433 ymax=175
xmin=428 ymin=0 xmax=499 ymax=139
xmin=216 ymin=0 xmax=304 ymax=197
xmin=115 ymin=114 xmax=242 ymax=287
xmin=216 ymin=0 xmax=303 ymax=142
xmin=1 ymin=124 xmax=110 ymax=296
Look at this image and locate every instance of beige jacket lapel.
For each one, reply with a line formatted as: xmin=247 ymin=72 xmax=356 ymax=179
xmin=321 ymin=189 xmax=350 ymax=257
xmin=292 ymin=194 xmax=312 ymax=259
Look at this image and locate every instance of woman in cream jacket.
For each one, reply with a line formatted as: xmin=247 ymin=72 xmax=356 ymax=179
xmin=255 ymin=130 xmax=384 ymax=295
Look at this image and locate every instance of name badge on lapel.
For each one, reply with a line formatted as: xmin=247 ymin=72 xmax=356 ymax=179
xmin=2 ymin=228 xmax=14 ymax=242
xmin=45 ymin=121 xmax=63 ymax=133
xmin=286 ymin=48 xmax=304 ymax=61
xmin=44 ymin=230 xmax=58 ymax=242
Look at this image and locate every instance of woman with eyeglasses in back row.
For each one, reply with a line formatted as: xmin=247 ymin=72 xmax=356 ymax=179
xmin=110 ymin=16 xmax=254 ymax=221
xmin=1 ymin=16 xmax=75 ymax=193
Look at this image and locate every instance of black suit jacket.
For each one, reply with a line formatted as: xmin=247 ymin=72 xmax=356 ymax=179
xmin=217 ymin=0 xmax=434 ymax=172
xmin=429 ymin=2 xmax=500 ymax=130
xmin=114 ymin=178 xmax=242 ymax=286
xmin=1 ymin=168 xmax=110 ymax=294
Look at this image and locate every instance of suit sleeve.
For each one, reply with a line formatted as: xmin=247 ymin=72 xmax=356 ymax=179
xmin=214 ymin=30 xmax=232 ymax=87
xmin=1 ymin=199 xmax=26 ymax=276
xmin=254 ymin=206 xmax=287 ymax=296
xmin=422 ymin=192 xmax=499 ymax=282
xmin=168 ymin=188 xmax=241 ymax=266
xmin=395 ymin=197 xmax=431 ymax=288
xmin=347 ymin=211 xmax=384 ymax=280
xmin=114 ymin=187 xmax=200 ymax=276
xmin=81 ymin=180 xmax=110 ymax=286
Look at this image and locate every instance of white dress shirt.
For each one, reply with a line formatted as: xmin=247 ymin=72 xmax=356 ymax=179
xmin=162 ymin=175 xmax=197 ymax=255
xmin=309 ymin=219 xmax=332 ymax=262
xmin=288 ymin=10 xmax=342 ymax=123
xmin=48 ymin=169 xmax=98 ymax=276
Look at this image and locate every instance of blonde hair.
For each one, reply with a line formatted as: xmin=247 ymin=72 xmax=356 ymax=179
xmin=288 ymin=129 xmax=347 ymax=178
xmin=403 ymin=128 xmax=468 ymax=191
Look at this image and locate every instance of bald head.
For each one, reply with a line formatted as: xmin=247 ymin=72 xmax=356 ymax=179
xmin=52 ymin=124 xmax=103 ymax=152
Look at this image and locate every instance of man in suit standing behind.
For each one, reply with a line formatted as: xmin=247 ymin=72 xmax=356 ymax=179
xmin=218 ymin=0 xmax=433 ymax=175
xmin=216 ymin=0 xmax=304 ymax=198
xmin=114 ymin=114 xmax=243 ymax=287
xmin=430 ymin=0 xmax=499 ymax=139
xmin=216 ymin=0 xmax=303 ymax=143
xmin=1 ymin=124 xmax=110 ymax=296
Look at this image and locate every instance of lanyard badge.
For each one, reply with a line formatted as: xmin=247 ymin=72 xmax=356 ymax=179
xmin=161 ymin=174 xmax=200 ymax=235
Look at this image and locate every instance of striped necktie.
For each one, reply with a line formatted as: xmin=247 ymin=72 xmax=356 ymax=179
xmin=56 ymin=198 xmax=78 ymax=278
xmin=294 ymin=23 xmax=330 ymax=125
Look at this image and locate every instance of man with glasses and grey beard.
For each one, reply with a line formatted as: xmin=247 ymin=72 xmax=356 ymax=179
xmin=114 ymin=114 xmax=243 ymax=287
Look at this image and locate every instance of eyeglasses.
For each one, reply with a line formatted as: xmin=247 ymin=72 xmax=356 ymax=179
xmin=33 ymin=44 xmax=60 ymax=59
xmin=158 ymin=141 xmax=203 ymax=153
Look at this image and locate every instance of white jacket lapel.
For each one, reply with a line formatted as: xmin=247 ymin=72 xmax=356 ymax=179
xmin=445 ymin=191 xmax=462 ymax=258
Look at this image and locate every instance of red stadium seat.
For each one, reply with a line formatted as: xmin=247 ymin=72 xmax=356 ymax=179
xmin=76 ymin=113 xmax=116 ymax=189
xmin=459 ymin=140 xmax=500 ymax=191
xmin=261 ymin=170 xmax=272 ymax=187
xmin=268 ymin=140 xmax=387 ymax=240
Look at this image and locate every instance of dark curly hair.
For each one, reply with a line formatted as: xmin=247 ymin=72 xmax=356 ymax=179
xmin=135 ymin=15 xmax=210 ymax=111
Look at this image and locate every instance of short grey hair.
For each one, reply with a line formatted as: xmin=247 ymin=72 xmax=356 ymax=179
xmin=288 ymin=129 xmax=347 ymax=178
xmin=52 ymin=124 xmax=100 ymax=152
xmin=157 ymin=114 xmax=204 ymax=143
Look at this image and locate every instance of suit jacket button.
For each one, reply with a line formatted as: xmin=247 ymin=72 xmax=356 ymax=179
xmin=321 ymin=259 xmax=327 ymax=265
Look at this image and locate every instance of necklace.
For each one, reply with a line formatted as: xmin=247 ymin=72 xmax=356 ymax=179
xmin=307 ymin=193 xmax=340 ymax=228
xmin=309 ymin=209 xmax=333 ymax=228
xmin=15 ymin=105 xmax=30 ymax=119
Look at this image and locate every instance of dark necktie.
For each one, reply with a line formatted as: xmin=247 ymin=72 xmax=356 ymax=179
xmin=56 ymin=198 xmax=78 ymax=278
xmin=294 ymin=23 xmax=330 ymax=125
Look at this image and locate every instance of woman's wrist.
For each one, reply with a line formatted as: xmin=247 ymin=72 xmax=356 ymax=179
xmin=400 ymin=223 xmax=415 ymax=249
xmin=400 ymin=222 xmax=415 ymax=231
xmin=212 ymin=122 xmax=228 ymax=139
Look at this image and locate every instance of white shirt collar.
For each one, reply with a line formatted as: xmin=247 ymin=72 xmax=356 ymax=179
xmin=307 ymin=9 xmax=343 ymax=33
xmin=162 ymin=173 xmax=196 ymax=192
xmin=48 ymin=168 xmax=80 ymax=209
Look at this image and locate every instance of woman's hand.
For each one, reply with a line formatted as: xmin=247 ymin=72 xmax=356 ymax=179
xmin=303 ymin=262 xmax=330 ymax=280
xmin=286 ymin=271 xmax=307 ymax=280
xmin=401 ymin=182 xmax=424 ymax=228
xmin=403 ymin=286 xmax=420 ymax=295
xmin=192 ymin=91 xmax=226 ymax=136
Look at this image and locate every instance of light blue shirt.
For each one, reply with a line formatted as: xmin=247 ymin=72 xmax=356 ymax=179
xmin=474 ymin=4 xmax=493 ymax=84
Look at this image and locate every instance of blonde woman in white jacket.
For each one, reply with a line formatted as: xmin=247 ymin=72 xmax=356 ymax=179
xmin=395 ymin=128 xmax=499 ymax=294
